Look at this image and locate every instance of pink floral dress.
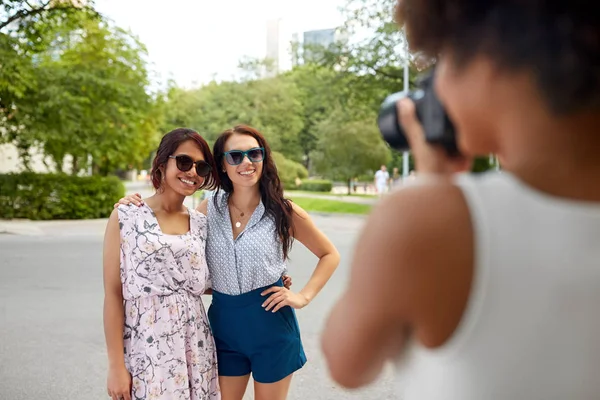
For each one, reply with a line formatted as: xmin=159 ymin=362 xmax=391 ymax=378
xmin=117 ymin=204 xmax=220 ymax=400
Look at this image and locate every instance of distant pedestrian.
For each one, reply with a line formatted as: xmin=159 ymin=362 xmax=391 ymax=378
xmin=374 ymin=165 xmax=390 ymax=196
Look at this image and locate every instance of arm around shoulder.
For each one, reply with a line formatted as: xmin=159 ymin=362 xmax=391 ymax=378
xmin=196 ymin=198 xmax=209 ymax=216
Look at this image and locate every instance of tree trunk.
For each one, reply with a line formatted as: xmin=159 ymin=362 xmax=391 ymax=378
xmin=347 ymin=178 xmax=352 ymax=195
xmin=71 ymin=156 xmax=79 ymax=176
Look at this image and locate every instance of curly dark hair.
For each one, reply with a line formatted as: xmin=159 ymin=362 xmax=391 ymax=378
xmin=212 ymin=125 xmax=295 ymax=260
xmin=395 ymin=0 xmax=599 ymax=115
xmin=150 ymin=128 xmax=218 ymax=191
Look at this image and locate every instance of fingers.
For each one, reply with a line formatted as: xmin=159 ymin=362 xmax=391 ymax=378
xmin=114 ymin=194 xmax=144 ymax=208
xmin=129 ymin=193 xmax=143 ymax=207
xmin=261 ymin=286 xmax=282 ymax=297
xmin=271 ymin=299 xmax=289 ymax=313
xmin=398 ymin=98 xmax=425 ymax=149
xmin=262 ymin=291 xmax=286 ymax=311
xmin=266 ymin=295 xmax=286 ymax=312
xmin=108 ymin=391 xmax=129 ymax=400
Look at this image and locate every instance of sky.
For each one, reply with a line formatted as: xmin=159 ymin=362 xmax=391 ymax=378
xmin=94 ymin=0 xmax=347 ymax=88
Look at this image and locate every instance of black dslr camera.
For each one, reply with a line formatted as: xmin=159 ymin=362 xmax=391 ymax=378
xmin=377 ymin=69 xmax=460 ymax=156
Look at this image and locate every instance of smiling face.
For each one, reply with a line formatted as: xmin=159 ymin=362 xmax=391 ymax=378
xmin=222 ymin=133 xmax=264 ymax=189
xmin=162 ymin=139 xmax=207 ymax=196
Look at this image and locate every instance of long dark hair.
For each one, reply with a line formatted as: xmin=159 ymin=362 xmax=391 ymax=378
xmin=213 ymin=125 xmax=295 ymax=259
xmin=151 ymin=128 xmax=218 ymax=191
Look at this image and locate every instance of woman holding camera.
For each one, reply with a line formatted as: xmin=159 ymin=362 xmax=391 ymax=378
xmin=322 ymin=1 xmax=600 ymax=399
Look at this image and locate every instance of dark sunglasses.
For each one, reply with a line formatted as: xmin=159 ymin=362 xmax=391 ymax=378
xmin=223 ymin=147 xmax=265 ymax=166
xmin=168 ymin=155 xmax=212 ymax=177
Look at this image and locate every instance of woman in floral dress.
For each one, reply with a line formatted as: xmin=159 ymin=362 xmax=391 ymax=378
xmin=103 ymin=128 xmax=221 ymax=400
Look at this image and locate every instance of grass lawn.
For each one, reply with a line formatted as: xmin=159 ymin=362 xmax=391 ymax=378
xmin=289 ymin=196 xmax=372 ymax=215
xmin=286 ymin=190 xmax=377 ymax=199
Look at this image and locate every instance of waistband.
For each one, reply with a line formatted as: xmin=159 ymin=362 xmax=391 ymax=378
xmin=212 ymin=278 xmax=284 ymax=308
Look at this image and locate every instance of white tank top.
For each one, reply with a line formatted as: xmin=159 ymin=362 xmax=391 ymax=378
xmin=398 ymin=171 xmax=600 ymax=400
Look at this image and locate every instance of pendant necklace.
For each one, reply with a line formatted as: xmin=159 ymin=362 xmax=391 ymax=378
xmin=229 ymin=200 xmax=245 ymax=229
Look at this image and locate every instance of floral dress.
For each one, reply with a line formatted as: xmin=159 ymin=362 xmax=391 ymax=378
xmin=117 ymin=204 xmax=220 ymax=400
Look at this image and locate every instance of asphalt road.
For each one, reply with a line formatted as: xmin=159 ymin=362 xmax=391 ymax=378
xmin=0 ymin=214 xmax=400 ymax=400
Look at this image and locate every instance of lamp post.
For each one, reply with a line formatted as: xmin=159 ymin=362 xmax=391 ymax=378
xmin=402 ymin=34 xmax=410 ymax=179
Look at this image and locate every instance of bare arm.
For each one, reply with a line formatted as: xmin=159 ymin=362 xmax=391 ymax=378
xmin=261 ymin=202 xmax=340 ymax=311
xmin=321 ymin=183 xmax=473 ymax=388
xmin=291 ymin=202 xmax=340 ymax=303
xmin=103 ymin=209 xmax=126 ymax=369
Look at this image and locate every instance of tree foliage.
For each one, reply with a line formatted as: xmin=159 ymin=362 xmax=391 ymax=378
xmin=312 ymin=107 xmax=391 ymax=191
xmin=0 ymin=0 xmax=496 ymax=181
xmin=1 ymin=2 xmax=160 ymax=175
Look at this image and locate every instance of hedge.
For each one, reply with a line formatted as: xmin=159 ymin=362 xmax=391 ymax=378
xmin=272 ymin=151 xmax=309 ymax=189
xmin=298 ymin=179 xmax=333 ymax=192
xmin=0 ymin=172 xmax=125 ymax=220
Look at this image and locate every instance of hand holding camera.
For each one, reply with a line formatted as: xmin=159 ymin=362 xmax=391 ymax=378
xmin=378 ymin=69 xmax=471 ymax=176
xmin=397 ymin=96 xmax=472 ymax=175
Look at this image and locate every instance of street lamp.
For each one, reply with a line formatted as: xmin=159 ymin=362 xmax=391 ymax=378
xmin=402 ymin=32 xmax=410 ymax=179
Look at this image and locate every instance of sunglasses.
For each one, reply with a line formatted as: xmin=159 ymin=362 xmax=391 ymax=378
xmin=223 ymin=147 xmax=265 ymax=166
xmin=168 ymin=155 xmax=212 ymax=177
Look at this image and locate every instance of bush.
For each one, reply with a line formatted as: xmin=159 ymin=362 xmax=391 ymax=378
xmin=272 ymin=151 xmax=308 ymax=189
xmin=0 ymin=172 xmax=125 ymax=220
xmin=299 ymin=179 xmax=333 ymax=192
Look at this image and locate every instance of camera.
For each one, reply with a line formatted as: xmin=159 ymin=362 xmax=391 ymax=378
xmin=377 ymin=69 xmax=460 ymax=156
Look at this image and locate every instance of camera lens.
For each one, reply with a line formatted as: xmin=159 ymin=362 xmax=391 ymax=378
xmin=377 ymin=91 xmax=410 ymax=152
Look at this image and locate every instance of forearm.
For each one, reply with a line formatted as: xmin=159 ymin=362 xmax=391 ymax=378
xmin=103 ymin=293 xmax=126 ymax=368
xmin=322 ymin=296 xmax=407 ymax=388
xmin=298 ymin=252 xmax=339 ymax=303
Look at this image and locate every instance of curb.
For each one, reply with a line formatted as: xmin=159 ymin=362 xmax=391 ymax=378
xmin=0 ymin=221 xmax=44 ymax=236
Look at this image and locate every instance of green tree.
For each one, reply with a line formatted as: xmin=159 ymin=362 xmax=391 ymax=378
xmin=20 ymin=18 xmax=159 ymax=175
xmin=312 ymin=108 xmax=391 ymax=193
xmin=0 ymin=0 xmax=100 ymax=144
xmin=305 ymin=0 xmax=418 ymax=112
xmin=285 ymin=64 xmax=347 ymax=168
xmin=243 ymin=76 xmax=304 ymax=160
xmin=161 ymin=69 xmax=305 ymax=161
xmin=272 ymin=151 xmax=308 ymax=189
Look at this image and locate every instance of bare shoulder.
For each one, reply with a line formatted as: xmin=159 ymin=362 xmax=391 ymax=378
xmin=378 ymin=181 xmax=472 ymax=238
xmin=367 ymin=181 xmax=473 ymax=275
xmin=196 ymin=198 xmax=209 ymax=216
xmin=104 ymin=208 xmax=121 ymax=239
xmin=354 ymin=180 xmax=474 ymax=347
xmin=108 ymin=207 xmax=122 ymax=225
xmin=290 ymin=200 xmax=309 ymax=220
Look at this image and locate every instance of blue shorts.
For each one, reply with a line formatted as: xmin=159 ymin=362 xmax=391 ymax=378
xmin=208 ymin=279 xmax=307 ymax=383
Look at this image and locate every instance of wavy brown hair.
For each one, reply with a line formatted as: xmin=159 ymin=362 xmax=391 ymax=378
xmin=212 ymin=125 xmax=295 ymax=259
xmin=151 ymin=128 xmax=218 ymax=191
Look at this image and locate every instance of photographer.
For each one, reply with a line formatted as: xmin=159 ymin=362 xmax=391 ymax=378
xmin=321 ymin=0 xmax=600 ymax=398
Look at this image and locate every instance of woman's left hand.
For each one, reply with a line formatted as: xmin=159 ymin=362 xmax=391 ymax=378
xmin=261 ymin=286 xmax=309 ymax=312
xmin=282 ymin=275 xmax=292 ymax=289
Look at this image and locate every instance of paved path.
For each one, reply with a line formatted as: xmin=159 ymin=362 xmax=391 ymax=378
xmin=0 ymin=214 xmax=401 ymax=400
